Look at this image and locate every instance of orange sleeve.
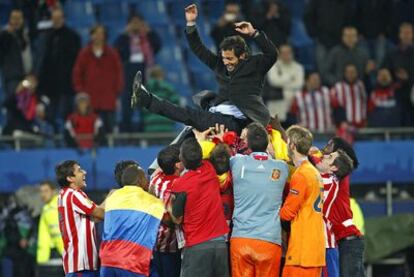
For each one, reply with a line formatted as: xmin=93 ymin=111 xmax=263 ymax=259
xmin=280 ymin=172 xmax=307 ymax=221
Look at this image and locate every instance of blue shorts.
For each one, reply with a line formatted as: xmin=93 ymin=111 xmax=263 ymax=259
xmin=322 ymin=248 xmax=339 ymax=277
xmin=100 ymin=266 xmax=146 ymax=277
xmin=66 ymin=270 xmax=99 ymax=277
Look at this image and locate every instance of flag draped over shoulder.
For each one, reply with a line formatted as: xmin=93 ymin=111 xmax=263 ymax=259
xmin=100 ymin=186 xmax=164 ymax=276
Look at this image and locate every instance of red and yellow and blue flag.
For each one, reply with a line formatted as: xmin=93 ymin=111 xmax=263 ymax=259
xmin=100 ymin=186 xmax=164 ymax=276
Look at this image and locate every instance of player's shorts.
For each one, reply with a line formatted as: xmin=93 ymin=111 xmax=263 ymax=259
xmin=100 ymin=266 xmax=145 ymax=277
xmin=66 ymin=270 xmax=99 ymax=277
xmin=322 ymin=248 xmax=340 ymax=277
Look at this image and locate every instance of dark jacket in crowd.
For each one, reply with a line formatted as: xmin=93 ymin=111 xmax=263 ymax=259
xmin=210 ymin=23 xmax=240 ymax=50
xmin=0 ymin=29 xmax=29 ymax=82
xmin=355 ymin=0 xmax=393 ymax=39
xmin=303 ymin=0 xmax=353 ymax=48
xmin=257 ymin=2 xmax=291 ymax=47
xmin=383 ymin=45 xmax=414 ymax=90
xmin=37 ymin=25 xmax=81 ymax=98
xmin=185 ymin=26 xmax=277 ymax=126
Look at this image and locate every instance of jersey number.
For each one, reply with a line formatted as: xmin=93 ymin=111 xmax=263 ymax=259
xmin=313 ymin=189 xmax=323 ymax=213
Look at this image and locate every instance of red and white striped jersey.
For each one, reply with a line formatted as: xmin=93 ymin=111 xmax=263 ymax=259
xmin=149 ymin=171 xmax=179 ymax=253
xmin=322 ymin=173 xmax=339 ymax=248
xmin=290 ymin=87 xmax=334 ymax=133
xmin=331 ymin=81 xmax=367 ymax=127
xmin=58 ymin=187 xmax=98 ymax=274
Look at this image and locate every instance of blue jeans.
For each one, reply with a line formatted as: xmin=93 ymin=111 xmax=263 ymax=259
xmin=338 ymin=237 xmax=365 ymax=277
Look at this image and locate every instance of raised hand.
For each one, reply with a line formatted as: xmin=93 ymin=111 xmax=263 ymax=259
xmin=234 ymin=21 xmax=256 ymax=36
xmin=185 ymin=4 xmax=198 ymax=23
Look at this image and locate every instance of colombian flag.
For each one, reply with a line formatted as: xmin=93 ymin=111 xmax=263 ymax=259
xmin=100 ymin=186 xmax=164 ymax=276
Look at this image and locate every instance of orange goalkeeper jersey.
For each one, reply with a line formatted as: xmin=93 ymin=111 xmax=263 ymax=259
xmin=280 ymin=160 xmax=325 ymax=267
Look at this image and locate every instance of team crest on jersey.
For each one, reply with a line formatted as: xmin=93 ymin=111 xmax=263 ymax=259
xmin=271 ymin=169 xmax=281 ymax=181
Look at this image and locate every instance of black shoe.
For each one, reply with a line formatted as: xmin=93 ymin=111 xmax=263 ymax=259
xmin=131 ymin=71 xmax=152 ymax=108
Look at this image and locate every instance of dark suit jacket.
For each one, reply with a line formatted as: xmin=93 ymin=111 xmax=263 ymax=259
xmin=185 ymin=26 xmax=277 ymax=126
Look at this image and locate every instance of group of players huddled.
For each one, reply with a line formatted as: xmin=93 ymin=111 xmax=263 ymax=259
xmin=54 ymin=3 xmax=365 ymax=277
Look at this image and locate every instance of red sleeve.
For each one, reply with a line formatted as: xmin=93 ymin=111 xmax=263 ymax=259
xmin=72 ymin=191 xmax=96 ymax=216
xmin=112 ymin=49 xmax=124 ymax=95
xmin=171 ymin=178 xmax=186 ymax=194
xmin=290 ymin=95 xmax=298 ymax=114
xmin=330 ymin=87 xmax=340 ymax=108
xmin=280 ymin=172 xmax=307 ymax=221
xmin=72 ymin=49 xmax=86 ymax=93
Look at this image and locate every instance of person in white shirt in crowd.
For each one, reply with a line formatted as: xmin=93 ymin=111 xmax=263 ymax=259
xmin=266 ymin=44 xmax=304 ymax=123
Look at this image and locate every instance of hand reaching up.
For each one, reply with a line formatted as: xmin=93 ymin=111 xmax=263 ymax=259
xmin=234 ymin=21 xmax=256 ymax=36
xmin=185 ymin=4 xmax=198 ymax=24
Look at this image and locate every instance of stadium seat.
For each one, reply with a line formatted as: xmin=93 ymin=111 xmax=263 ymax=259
xmin=95 ymin=1 xmax=129 ymax=23
xmin=190 ymin=68 xmax=218 ymax=92
xmin=64 ymin=1 xmax=96 ymax=27
xmin=135 ymin=0 xmax=169 ymax=25
xmin=202 ymin=0 xmax=225 ymax=22
xmin=0 ymin=3 xmax=12 ymax=26
xmin=281 ymin=0 xmax=305 ymax=19
xmin=289 ymin=18 xmax=313 ymax=48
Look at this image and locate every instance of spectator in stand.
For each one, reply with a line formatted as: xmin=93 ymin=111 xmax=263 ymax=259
xmin=303 ymin=0 xmax=353 ymax=74
xmin=114 ymin=14 xmax=161 ymax=132
xmin=3 ymin=75 xmax=38 ymax=135
xmin=266 ymin=44 xmax=304 ymax=122
xmin=368 ymin=68 xmax=401 ymax=127
xmin=73 ymin=24 xmax=124 ymax=134
xmin=383 ymin=22 xmax=414 ymax=126
xmin=210 ymin=2 xmax=243 ymax=50
xmin=64 ymin=93 xmax=104 ymax=150
xmin=0 ymin=9 xmax=33 ymax=98
xmin=288 ymin=72 xmax=336 ymax=133
xmin=149 ymin=145 xmax=183 ymax=277
xmin=324 ymin=26 xmax=374 ymax=86
xmin=256 ymin=0 xmax=291 ymax=47
xmin=355 ymin=0 xmax=394 ymax=67
xmin=331 ymin=64 xmax=368 ymax=130
xmin=37 ymin=7 xmax=81 ymax=123
xmin=36 ymin=180 xmax=64 ymax=265
xmin=142 ymin=66 xmax=180 ymax=133
xmin=168 ymin=138 xmax=229 ymax=277
xmin=32 ymin=103 xmax=55 ymax=147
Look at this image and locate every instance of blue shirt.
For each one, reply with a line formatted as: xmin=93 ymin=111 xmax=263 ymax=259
xmin=230 ymin=152 xmax=289 ymax=244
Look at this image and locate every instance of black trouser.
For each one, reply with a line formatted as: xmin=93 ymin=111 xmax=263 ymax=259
xmin=338 ymin=236 xmax=365 ymax=277
xmin=181 ymin=239 xmax=229 ymax=277
xmin=148 ymin=96 xmax=249 ymax=134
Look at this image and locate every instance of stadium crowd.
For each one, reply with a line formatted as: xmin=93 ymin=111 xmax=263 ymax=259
xmin=0 ymin=0 xmax=414 ymax=150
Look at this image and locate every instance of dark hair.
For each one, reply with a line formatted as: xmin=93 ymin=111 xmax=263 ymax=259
xmin=305 ymin=70 xmax=320 ymax=81
xmin=210 ymin=144 xmax=231 ymax=175
xmin=330 ymin=137 xmax=359 ymax=169
xmin=246 ymin=122 xmax=269 ymax=152
xmin=180 ymin=138 xmax=202 ymax=170
xmin=127 ymin=13 xmax=144 ymax=23
xmin=219 ymin=35 xmax=249 ymax=58
xmin=121 ymin=166 xmax=146 ymax=187
xmin=55 ymin=160 xmax=78 ymax=187
xmin=157 ymin=144 xmax=180 ymax=175
xmin=114 ymin=160 xmax=139 ymax=186
xmin=89 ymin=24 xmax=107 ymax=39
xmin=332 ymin=149 xmax=354 ymax=179
xmin=40 ymin=180 xmax=57 ymax=190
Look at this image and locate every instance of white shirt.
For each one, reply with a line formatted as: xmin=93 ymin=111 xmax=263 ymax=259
xmin=209 ymin=104 xmax=246 ymax=119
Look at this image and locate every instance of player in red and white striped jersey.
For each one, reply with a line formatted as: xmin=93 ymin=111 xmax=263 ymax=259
xmin=290 ymin=72 xmax=337 ymax=133
xmin=331 ymin=64 xmax=368 ymax=128
xmin=55 ymin=160 xmax=105 ymax=277
xmin=313 ymin=150 xmax=355 ymax=277
xmin=321 ymin=137 xmax=365 ymax=277
xmin=149 ymin=145 xmax=184 ymax=277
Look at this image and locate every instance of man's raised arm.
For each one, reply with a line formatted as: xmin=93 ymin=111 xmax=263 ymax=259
xmin=235 ymin=21 xmax=278 ymax=74
xmin=184 ymin=4 xmax=219 ymax=70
